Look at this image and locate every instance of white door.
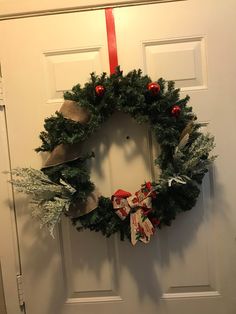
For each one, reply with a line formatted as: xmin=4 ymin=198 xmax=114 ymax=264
xmin=0 ymin=1 xmax=236 ymax=314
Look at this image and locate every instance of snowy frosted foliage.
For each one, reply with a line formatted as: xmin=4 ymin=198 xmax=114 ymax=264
xmin=183 ymin=133 xmax=216 ymax=172
xmin=174 ymin=132 xmax=216 ymax=173
xmin=10 ymin=168 xmax=75 ymax=237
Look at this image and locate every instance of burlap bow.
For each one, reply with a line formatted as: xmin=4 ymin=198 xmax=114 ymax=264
xmin=112 ymin=182 xmax=157 ymax=245
xmin=41 ymin=100 xmax=100 ymax=217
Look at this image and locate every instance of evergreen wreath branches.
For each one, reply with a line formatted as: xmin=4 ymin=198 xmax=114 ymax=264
xmin=10 ymin=67 xmax=216 ymax=244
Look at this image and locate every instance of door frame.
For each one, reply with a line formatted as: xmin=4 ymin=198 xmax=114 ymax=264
xmin=0 ymin=77 xmax=23 ymax=314
xmin=0 ymin=0 xmax=184 ymax=21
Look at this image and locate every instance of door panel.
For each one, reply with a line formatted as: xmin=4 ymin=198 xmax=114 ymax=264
xmin=143 ymin=36 xmax=207 ymax=91
xmin=0 ymin=10 xmax=117 ymax=314
xmin=115 ymin=1 xmax=236 ymax=313
xmin=0 ymin=8 xmax=154 ymax=314
xmin=0 ymin=1 xmax=236 ymax=314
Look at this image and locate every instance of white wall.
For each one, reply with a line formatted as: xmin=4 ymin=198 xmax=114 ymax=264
xmin=0 ymin=263 xmax=7 ymax=314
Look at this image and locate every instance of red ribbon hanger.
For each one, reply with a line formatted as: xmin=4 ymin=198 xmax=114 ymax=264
xmin=105 ymin=8 xmax=119 ymax=74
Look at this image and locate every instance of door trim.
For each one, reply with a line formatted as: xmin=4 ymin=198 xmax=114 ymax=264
xmin=0 ymin=0 xmax=184 ymax=21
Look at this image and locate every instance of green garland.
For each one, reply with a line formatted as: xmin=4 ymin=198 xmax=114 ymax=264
xmin=11 ymin=67 xmax=215 ymax=243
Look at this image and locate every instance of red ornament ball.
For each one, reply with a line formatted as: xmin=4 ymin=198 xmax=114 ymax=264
xmin=171 ymin=105 xmax=181 ymax=117
xmin=95 ymin=85 xmax=105 ymax=97
xmin=147 ymin=82 xmax=160 ymax=96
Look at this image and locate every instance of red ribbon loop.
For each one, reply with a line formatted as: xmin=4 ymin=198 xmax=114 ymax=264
xmin=105 ymin=8 xmax=119 ymax=75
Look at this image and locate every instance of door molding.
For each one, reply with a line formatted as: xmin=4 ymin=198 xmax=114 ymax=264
xmin=0 ymin=103 xmax=22 ymax=314
xmin=0 ymin=262 xmax=7 ymax=314
xmin=0 ymin=0 xmax=184 ymax=20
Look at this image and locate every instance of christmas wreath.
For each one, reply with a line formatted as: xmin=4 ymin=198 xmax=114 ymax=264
xmin=11 ymin=68 xmax=215 ymax=245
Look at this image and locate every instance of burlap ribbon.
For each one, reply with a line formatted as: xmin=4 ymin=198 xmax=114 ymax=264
xmin=42 ymin=100 xmax=91 ymax=168
xmin=112 ymin=182 xmax=158 ymax=245
xmin=42 ymin=100 xmax=100 ymax=217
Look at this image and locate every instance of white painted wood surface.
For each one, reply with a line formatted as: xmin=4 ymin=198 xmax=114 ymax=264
xmin=115 ymin=1 xmax=236 ymax=313
xmin=0 ymin=0 xmax=183 ymax=20
xmin=0 ymin=1 xmax=236 ymax=313
xmin=0 ymin=103 xmax=22 ymax=313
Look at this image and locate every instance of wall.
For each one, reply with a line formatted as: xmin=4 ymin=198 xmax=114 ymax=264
xmin=0 ymin=262 xmax=7 ymax=314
